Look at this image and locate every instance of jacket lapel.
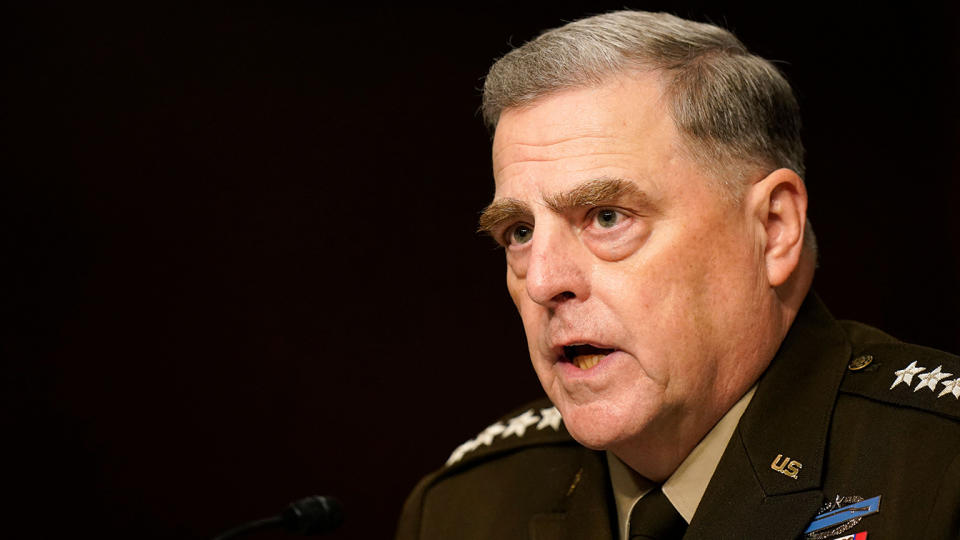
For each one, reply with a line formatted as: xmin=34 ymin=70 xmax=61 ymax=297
xmin=687 ymin=294 xmax=851 ymax=539
xmin=685 ymin=428 xmax=823 ymax=539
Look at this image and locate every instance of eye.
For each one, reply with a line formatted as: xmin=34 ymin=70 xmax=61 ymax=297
xmin=506 ymin=223 xmax=533 ymax=245
xmin=594 ymin=208 xmax=622 ymax=229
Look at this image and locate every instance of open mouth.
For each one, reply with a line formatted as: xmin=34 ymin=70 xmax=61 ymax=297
xmin=562 ymin=344 xmax=616 ymax=370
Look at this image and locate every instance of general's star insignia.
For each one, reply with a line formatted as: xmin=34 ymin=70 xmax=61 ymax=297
xmin=938 ymin=378 xmax=960 ymax=399
xmin=890 ymin=361 xmax=926 ymax=389
xmin=473 ymin=422 xmax=506 ymax=446
xmin=914 ymin=365 xmax=952 ymax=392
xmin=502 ymin=409 xmax=540 ymax=438
xmin=445 ymin=438 xmax=480 ymax=466
xmin=444 ymin=406 xmax=564 ymax=466
xmin=537 ymin=406 xmax=562 ymax=430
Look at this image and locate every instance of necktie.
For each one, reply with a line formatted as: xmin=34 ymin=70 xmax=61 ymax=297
xmin=628 ymin=488 xmax=688 ymax=539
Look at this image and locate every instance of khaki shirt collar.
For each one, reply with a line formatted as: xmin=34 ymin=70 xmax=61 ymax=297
xmin=607 ymin=385 xmax=757 ymax=539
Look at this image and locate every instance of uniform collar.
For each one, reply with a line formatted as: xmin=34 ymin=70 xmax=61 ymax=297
xmin=685 ymin=292 xmax=851 ymax=539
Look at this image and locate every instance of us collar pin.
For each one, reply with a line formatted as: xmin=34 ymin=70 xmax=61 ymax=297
xmin=770 ymin=453 xmax=802 ymax=479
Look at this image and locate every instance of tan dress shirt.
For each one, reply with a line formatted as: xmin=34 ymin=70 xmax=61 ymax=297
xmin=607 ymin=386 xmax=757 ymax=539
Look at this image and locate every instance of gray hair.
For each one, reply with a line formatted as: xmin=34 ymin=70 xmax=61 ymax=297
xmin=482 ymin=10 xmax=805 ymax=193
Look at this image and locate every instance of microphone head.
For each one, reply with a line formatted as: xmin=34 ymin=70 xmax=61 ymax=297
xmin=281 ymin=495 xmax=345 ymax=535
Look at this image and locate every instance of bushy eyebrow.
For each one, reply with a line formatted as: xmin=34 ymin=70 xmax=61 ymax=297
xmin=542 ymin=177 xmax=641 ymax=213
xmin=477 ymin=177 xmax=649 ymax=235
xmin=477 ymin=198 xmax=531 ymax=235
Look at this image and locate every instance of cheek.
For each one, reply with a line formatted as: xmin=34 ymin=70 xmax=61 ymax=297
xmin=611 ymin=227 xmax=756 ymax=373
xmin=596 ymin=242 xmax=717 ymax=353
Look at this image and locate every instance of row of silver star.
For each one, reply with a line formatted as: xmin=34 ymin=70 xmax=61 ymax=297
xmin=446 ymin=407 xmax=563 ymax=466
xmin=890 ymin=361 xmax=960 ymax=398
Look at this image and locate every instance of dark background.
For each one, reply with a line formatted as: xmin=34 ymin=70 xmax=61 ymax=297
xmin=4 ymin=2 xmax=958 ymax=538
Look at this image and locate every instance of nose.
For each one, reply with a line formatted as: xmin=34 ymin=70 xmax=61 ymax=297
xmin=524 ymin=221 xmax=590 ymax=307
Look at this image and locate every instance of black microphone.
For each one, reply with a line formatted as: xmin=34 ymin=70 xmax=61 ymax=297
xmin=212 ymin=495 xmax=344 ymax=539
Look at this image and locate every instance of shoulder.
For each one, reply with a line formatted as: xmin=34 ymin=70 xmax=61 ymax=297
xmin=838 ymin=319 xmax=960 ymax=422
xmin=396 ymin=398 xmax=591 ymax=540
xmin=401 ymin=399 xmax=585 ymax=495
xmin=821 ymin=322 xmax=960 ymax=537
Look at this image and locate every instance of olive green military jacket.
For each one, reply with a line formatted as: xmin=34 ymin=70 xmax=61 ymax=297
xmin=396 ymin=295 xmax=960 ymax=539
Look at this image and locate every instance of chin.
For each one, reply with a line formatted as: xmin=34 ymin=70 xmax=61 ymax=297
xmin=557 ymin=400 xmax=641 ymax=451
xmin=566 ymin=427 xmax=616 ymax=450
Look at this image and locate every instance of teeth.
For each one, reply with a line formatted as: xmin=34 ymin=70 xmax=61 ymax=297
xmin=572 ymin=354 xmax=604 ymax=370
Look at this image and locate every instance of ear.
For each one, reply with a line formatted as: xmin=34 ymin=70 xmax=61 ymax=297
xmin=747 ymin=168 xmax=808 ymax=287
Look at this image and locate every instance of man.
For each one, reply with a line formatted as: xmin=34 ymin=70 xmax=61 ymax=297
xmin=397 ymin=11 xmax=960 ymax=539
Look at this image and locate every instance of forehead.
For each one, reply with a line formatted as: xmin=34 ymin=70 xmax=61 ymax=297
xmin=491 ymin=72 xmax=680 ymax=191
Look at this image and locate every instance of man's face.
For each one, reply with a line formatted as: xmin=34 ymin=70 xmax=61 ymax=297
xmin=485 ymin=72 xmax=772 ymax=453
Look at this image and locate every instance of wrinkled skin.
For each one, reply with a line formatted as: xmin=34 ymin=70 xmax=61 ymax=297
xmin=486 ymin=71 xmax=807 ymax=480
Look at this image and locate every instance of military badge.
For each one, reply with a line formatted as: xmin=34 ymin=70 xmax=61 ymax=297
xmin=832 ymin=533 xmax=867 ymax=540
xmin=803 ymin=494 xmax=880 ymax=539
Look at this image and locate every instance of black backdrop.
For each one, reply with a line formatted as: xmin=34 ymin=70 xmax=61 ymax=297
xmin=5 ymin=3 xmax=958 ymax=539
